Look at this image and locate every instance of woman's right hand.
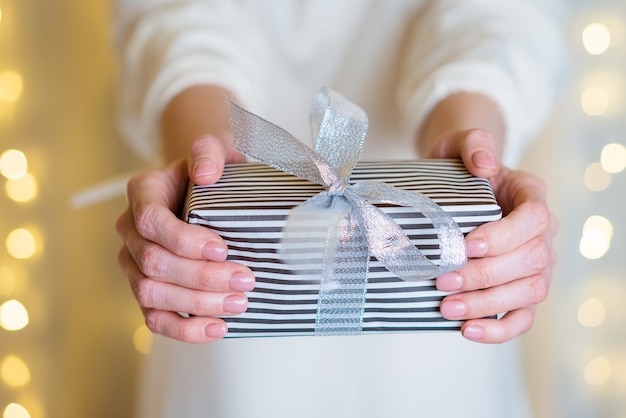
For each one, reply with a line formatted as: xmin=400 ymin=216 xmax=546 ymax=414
xmin=115 ymin=135 xmax=254 ymax=343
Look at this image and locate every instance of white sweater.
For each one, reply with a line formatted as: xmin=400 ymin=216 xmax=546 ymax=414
xmin=113 ymin=2 xmax=566 ymax=417
xmin=114 ymin=0 xmax=565 ymax=166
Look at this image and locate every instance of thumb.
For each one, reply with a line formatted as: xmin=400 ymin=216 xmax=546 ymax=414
xmin=457 ymin=129 xmax=500 ymax=179
xmin=187 ymin=135 xmax=228 ymax=186
xmin=187 ymin=133 xmax=247 ymax=185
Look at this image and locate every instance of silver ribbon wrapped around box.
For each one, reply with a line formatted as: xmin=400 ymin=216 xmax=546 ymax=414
xmin=184 ymin=88 xmax=502 ymax=337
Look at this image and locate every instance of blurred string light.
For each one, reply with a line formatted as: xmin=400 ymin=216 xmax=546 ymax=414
xmin=0 ymin=355 xmax=30 ymax=388
xmin=0 ymin=71 xmax=23 ymax=103
xmin=0 ymin=300 xmax=29 ymax=331
xmin=2 ymin=403 xmax=30 ymax=418
xmin=582 ymin=23 xmax=612 ymax=55
xmin=584 ymin=162 xmax=612 ymax=191
xmin=581 ymin=86 xmax=609 ymax=116
xmin=0 ymin=150 xmax=28 ymax=180
xmin=600 ymin=143 xmax=626 ymax=173
xmin=584 ymin=356 xmax=612 ymax=386
xmin=5 ymin=173 xmax=37 ymax=203
xmin=0 ymin=266 xmax=16 ymax=296
xmin=577 ymin=297 xmax=606 ymax=327
xmin=579 ymin=215 xmax=613 ymax=260
xmin=5 ymin=229 xmax=37 ymax=260
xmin=133 ymin=324 xmax=153 ymax=355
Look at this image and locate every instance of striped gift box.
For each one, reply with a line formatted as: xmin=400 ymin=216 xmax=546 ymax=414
xmin=184 ymin=159 xmax=502 ymax=338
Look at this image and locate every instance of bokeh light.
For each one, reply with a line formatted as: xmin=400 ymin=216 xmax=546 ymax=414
xmin=584 ymin=162 xmax=612 ymax=191
xmin=582 ymin=23 xmax=612 ymax=55
xmin=6 ymin=228 xmax=37 ymax=259
xmin=2 ymin=403 xmax=30 ymax=418
xmin=600 ymin=143 xmax=626 ymax=173
xmin=579 ymin=215 xmax=613 ymax=260
xmin=0 ymin=355 xmax=31 ymax=387
xmin=5 ymin=173 xmax=38 ymax=203
xmin=0 ymin=149 xmax=28 ymax=180
xmin=581 ymin=86 xmax=610 ymax=115
xmin=584 ymin=356 xmax=612 ymax=385
xmin=0 ymin=299 xmax=29 ymax=331
xmin=133 ymin=324 xmax=153 ymax=355
xmin=577 ymin=297 xmax=606 ymax=327
xmin=0 ymin=266 xmax=16 ymax=296
xmin=0 ymin=71 xmax=23 ymax=103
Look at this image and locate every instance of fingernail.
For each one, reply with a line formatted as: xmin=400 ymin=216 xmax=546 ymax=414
xmin=229 ymin=272 xmax=255 ymax=292
xmin=462 ymin=325 xmax=484 ymax=340
xmin=193 ymin=158 xmax=217 ymax=178
xmin=205 ymin=322 xmax=228 ymax=338
xmin=202 ymin=244 xmax=227 ymax=261
xmin=466 ymin=239 xmax=488 ymax=258
xmin=223 ymin=295 xmax=248 ymax=313
xmin=436 ymin=272 xmax=463 ymax=291
xmin=471 ymin=150 xmax=497 ymax=170
xmin=440 ymin=300 xmax=466 ymax=319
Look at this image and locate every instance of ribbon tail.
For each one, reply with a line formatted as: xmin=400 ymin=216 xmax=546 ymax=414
xmin=348 ymin=183 xmax=467 ymax=281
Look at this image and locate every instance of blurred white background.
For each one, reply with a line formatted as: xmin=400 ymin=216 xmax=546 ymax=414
xmin=0 ymin=1 xmax=625 ymax=417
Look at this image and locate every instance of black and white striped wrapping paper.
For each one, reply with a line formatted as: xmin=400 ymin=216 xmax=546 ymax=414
xmin=184 ymin=159 xmax=502 ymax=338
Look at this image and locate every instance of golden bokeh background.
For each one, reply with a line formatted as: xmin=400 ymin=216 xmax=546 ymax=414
xmin=1 ymin=1 xmax=626 ymax=417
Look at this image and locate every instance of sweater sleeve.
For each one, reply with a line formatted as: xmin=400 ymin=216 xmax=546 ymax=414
xmin=396 ymin=0 xmax=568 ymax=166
xmin=112 ymin=0 xmax=272 ymax=165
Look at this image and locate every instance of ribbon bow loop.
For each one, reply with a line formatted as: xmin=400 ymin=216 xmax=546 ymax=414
xmin=229 ymin=87 xmax=466 ymax=335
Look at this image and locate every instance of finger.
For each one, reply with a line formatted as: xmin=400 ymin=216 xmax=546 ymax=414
xmin=456 ymin=129 xmax=500 ymax=179
xmin=125 ymin=231 xmax=255 ymax=292
xmin=143 ymin=309 xmax=229 ymax=343
xmin=120 ymin=246 xmax=249 ymax=317
xmin=188 ymin=135 xmax=228 ymax=185
xmin=437 ymin=234 xmax=553 ymax=292
xmin=127 ymin=168 xmax=228 ymax=261
xmin=464 ymin=199 xmax=553 ymax=259
xmin=459 ymin=306 xmax=537 ymax=344
xmin=439 ymin=271 xmax=550 ymax=322
xmin=188 ymin=134 xmax=247 ymax=186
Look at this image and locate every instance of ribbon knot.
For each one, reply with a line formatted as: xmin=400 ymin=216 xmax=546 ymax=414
xmin=229 ymin=87 xmax=467 ymax=335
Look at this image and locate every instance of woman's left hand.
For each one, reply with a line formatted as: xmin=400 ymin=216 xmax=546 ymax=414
xmin=430 ymin=129 xmax=558 ymax=344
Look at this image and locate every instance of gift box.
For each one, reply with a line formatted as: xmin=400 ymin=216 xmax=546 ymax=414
xmin=184 ymin=159 xmax=501 ymax=337
xmin=183 ymin=87 xmax=501 ymax=338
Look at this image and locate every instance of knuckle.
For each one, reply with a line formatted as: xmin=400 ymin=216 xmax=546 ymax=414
xmin=134 ymin=202 xmax=159 ymax=240
xmin=525 ymin=239 xmax=551 ymax=272
xmin=136 ymin=243 xmax=165 ymax=277
xmin=144 ymin=310 xmax=161 ymax=334
xmin=526 ymin=200 xmax=550 ymax=232
xmin=472 ymin=259 xmax=499 ymax=290
xmin=171 ymin=320 xmax=196 ymax=343
xmin=134 ymin=278 xmax=157 ymax=308
xmin=527 ymin=275 xmax=550 ymax=305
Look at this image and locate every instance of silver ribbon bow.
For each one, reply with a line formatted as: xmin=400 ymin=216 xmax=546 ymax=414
xmin=229 ymin=88 xmax=466 ymax=335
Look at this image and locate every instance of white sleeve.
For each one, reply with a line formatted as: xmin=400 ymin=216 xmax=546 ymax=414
xmin=112 ymin=0 xmax=272 ymax=164
xmin=396 ymin=0 xmax=568 ymax=166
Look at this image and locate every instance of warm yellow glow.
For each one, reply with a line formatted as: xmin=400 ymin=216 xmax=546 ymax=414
xmin=577 ymin=297 xmax=606 ymax=327
xmin=3 ymin=403 xmax=30 ymax=418
xmin=582 ymin=23 xmax=611 ymax=55
xmin=584 ymin=356 xmax=612 ymax=385
xmin=133 ymin=324 xmax=153 ymax=355
xmin=0 ymin=300 xmax=29 ymax=331
xmin=583 ymin=215 xmax=614 ymax=238
xmin=6 ymin=228 xmax=37 ymax=259
xmin=600 ymin=143 xmax=626 ymax=173
xmin=0 ymin=266 xmax=16 ymax=296
xmin=580 ymin=215 xmax=613 ymax=259
xmin=584 ymin=162 xmax=611 ymax=191
xmin=0 ymin=71 xmax=23 ymax=103
xmin=581 ymin=87 xmax=609 ymax=116
xmin=0 ymin=149 xmax=28 ymax=180
xmin=0 ymin=355 xmax=31 ymax=387
xmin=6 ymin=173 xmax=38 ymax=202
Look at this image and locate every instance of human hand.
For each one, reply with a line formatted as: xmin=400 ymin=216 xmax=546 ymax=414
xmin=116 ymin=135 xmax=253 ymax=343
xmin=429 ymin=129 xmax=558 ymax=344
